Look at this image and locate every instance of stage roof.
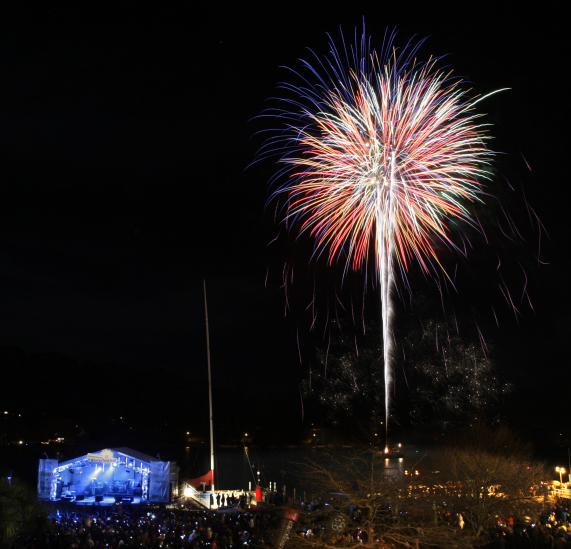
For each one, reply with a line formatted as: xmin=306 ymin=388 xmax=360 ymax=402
xmin=112 ymin=447 xmax=159 ymax=463
xmin=57 ymin=447 xmax=161 ymax=467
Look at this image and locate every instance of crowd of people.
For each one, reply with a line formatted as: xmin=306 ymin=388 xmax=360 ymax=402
xmin=293 ymin=495 xmax=571 ymax=547
xmin=14 ymin=506 xmax=263 ymax=548
xmin=487 ymin=503 xmax=571 ymax=547
xmin=8 ymin=490 xmax=571 ymax=548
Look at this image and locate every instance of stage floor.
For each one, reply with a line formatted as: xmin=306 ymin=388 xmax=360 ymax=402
xmin=63 ymin=496 xmax=144 ymax=506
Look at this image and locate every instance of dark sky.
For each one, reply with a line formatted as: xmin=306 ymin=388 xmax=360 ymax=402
xmin=0 ymin=8 xmax=568 ymax=447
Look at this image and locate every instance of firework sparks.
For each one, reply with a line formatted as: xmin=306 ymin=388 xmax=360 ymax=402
xmin=265 ymin=27 xmax=499 ymax=434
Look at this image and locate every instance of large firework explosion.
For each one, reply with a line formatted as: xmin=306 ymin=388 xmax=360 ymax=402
xmin=263 ymin=27 xmax=503 ymax=435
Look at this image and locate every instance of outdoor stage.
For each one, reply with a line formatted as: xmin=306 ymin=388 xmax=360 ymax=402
xmin=38 ymin=448 xmax=178 ymax=505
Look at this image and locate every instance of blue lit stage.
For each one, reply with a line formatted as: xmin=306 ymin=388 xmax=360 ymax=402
xmin=38 ymin=448 xmax=178 ymax=505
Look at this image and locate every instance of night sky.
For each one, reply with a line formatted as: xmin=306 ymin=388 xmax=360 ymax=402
xmin=1 ymin=8 xmax=568 ymax=449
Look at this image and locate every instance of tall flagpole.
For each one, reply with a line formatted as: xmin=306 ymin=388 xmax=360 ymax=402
xmin=203 ymin=279 xmax=215 ymax=492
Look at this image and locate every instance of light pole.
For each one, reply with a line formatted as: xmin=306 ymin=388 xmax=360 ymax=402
xmin=555 ymin=466 xmax=566 ymax=487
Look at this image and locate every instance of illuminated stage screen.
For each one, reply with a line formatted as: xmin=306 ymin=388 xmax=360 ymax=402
xmin=38 ymin=448 xmax=175 ymax=505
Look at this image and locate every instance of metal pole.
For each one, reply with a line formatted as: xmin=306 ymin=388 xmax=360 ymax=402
xmin=370 ymin=450 xmax=375 ymax=492
xmin=204 ymin=279 xmax=215 ymax=492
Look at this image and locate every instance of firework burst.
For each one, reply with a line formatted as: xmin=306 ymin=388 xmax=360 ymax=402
xmin=263 ymin=27 xmax=501 ymax=434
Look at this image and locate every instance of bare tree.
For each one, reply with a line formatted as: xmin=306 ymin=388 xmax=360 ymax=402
xmin=430 ymin=427 xmax=548 ymax=538
xmin=288 ymin=430 xmax=547 ymax=547
xmin=291 ymin=451 xmax=476 ymax=548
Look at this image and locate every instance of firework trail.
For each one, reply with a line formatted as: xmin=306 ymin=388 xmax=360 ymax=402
xmin=263 ymin=26 xmax=502 ymax=435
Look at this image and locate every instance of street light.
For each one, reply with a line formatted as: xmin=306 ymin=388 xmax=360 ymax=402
xmin=555 ymin=466 xmax=566 ymax=486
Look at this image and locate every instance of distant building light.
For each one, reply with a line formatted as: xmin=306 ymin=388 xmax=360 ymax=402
xmin=18 ymin=440 xmax=24 ymax=445
xmin=3 ymin=411 xmax=8 ymax=415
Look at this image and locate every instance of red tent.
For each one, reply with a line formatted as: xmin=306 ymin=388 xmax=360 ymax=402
xmin=188 ymin=469 xmax=214 ymax=489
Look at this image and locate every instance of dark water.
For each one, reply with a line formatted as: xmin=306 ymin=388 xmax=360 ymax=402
xmin=181 ymin=445 xmax=417 ymax=492
xmin=2 ymin=443 xmax=420 ymax=495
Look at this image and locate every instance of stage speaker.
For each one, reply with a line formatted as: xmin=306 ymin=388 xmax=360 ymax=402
xmin=76 ymin=495 xmax=84 ymax=501
xmin=95 ymin=495 xmax=104 ymax=502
